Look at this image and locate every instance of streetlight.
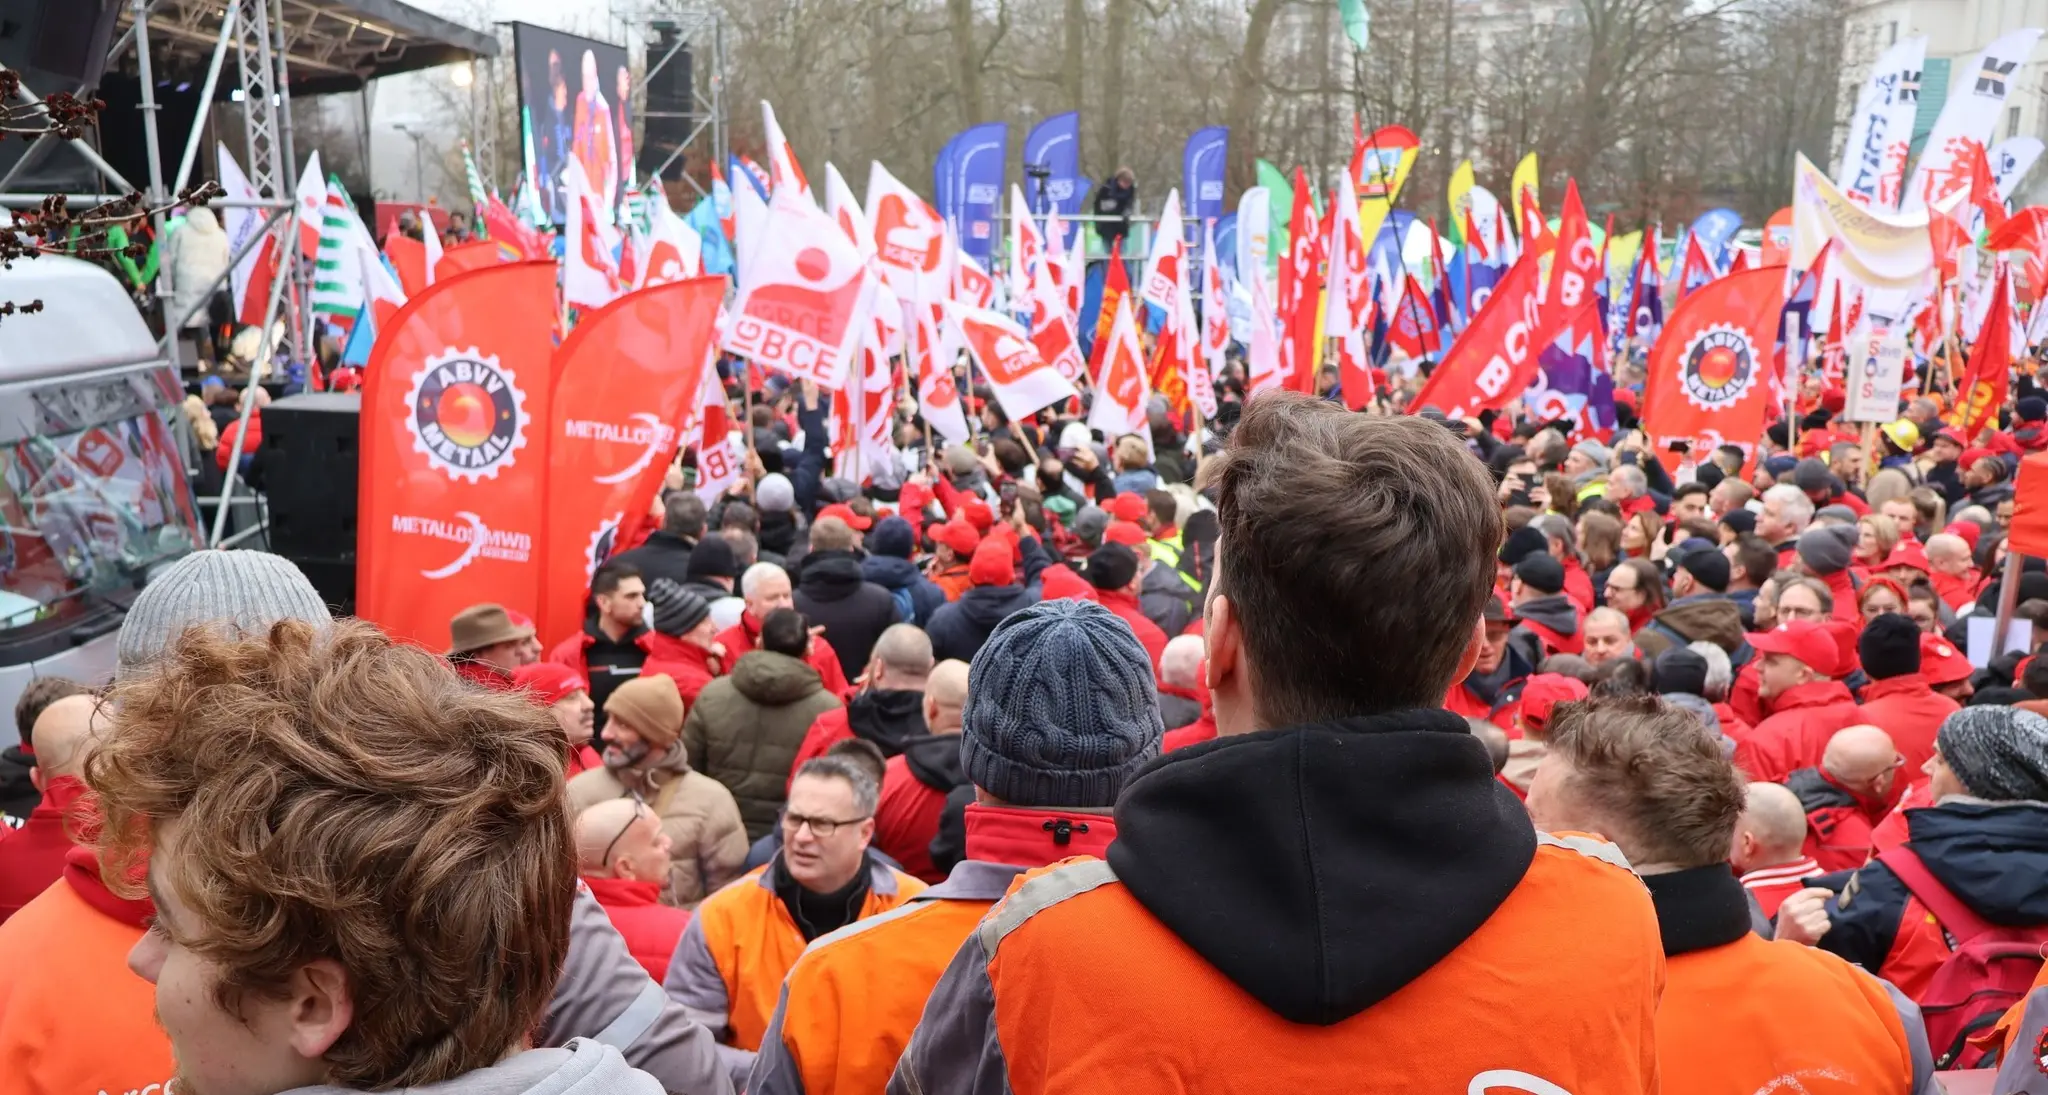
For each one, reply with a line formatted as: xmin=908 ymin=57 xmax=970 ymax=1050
xmin=392 ymin=120 xmax=428 ymax=204
xmin=449 ymin=62 xmax=474 ymax=88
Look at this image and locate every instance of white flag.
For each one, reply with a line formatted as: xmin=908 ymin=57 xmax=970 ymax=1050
xmin=1903 ymin=29 xmax=2044 ymax=212
xmin=823 ymin=162 xmax=873 ymax=257
xmin=762 ymin=101 xmax=811 ymax=200
xmin=563 ymin=156 xmax=623 ymax=310
xmin=215 ymin=144 xmax=262 ymax=321
xmin=1836 ymin=37 xmax=1928 ymax=208
xmin=292 ymin=150 xmax=325 ymax=259
xmin=1139 ymin=187 xmax=1185 ymax=313
xmin=865 ymin=161 xmax=950 ymax=305
xmin=1236 ymin=185 xmax=1272 ymax=297
xmin=946 ymin=301 xmax=1077 ymax=421
xmin=1991 ymin=136 xmax=2045 ymax=202
xmin=723 ymin=188 xmax=877 ymax=389
xmin=1087 ymin=293 xmax=1150 ymax=439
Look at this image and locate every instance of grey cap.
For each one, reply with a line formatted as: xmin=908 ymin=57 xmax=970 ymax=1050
xmin=1572 ymin=439 xmax=1613 ymax=467
xmin=1796 ymin=524 xmax=1859 ymax=576
xmin=962 ymin=599 xmax=1162 ymax=808
xmin=118 ymin=550 xmax=332 ymax=673
xmin=1936 ymin=706 xmax=2048 ymax=803
xmin=1069 ymin=504 xmax=1109 ymax=548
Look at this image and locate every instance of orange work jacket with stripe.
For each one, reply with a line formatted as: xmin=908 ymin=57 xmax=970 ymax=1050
xmin=889 ymin=834 xmax=1663 ymax=1095
xmin=663 ymin=857 xmax=924 ymax=1056
xmin=747 ymin=805 xmax=1117 ymax=1095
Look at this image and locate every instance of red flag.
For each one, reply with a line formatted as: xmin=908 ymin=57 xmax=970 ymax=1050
xmin=1967 ymin=143 xmax=2010 ymax=238
xmin=436 ymin=239 xmax=511 ymax=280
xmin=1952 ymin=264 xmax=2015 ymax=441
xmin=1727 ymin=249 xmax=1751 ymax=275
xmin=1676 ymin=234 xmax=1717 ymax=303
xmin=537 ymin=276 xmax=724 ymax=648
xmin=1387 ymin=276 xmax=1441 ymax=360
xmin=1989 ymin=207 xmax=2048 ymax=305
xmin=1409 ymin=250 xmax=1546 ymax=417
xmin=1639 ymin=266 xmax=1788 ymax=472
xmin=358 ymin=263 xmax=558 ymax=649
xmin=1281 ymin=168 xmax=1326 ymax=393
xmin=1090 ymin=238 xmax=1130 ymax=375
xmin=481 ymin=194 xmax=547 ymax=260
xmin=239 ymin=233 xmax=279 ymax=329
xmin=385 ymin=235 xmax=429 ymax=298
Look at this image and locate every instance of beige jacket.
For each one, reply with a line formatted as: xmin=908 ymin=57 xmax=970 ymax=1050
xmin=568 ymin=743 xmax=749 ymax=906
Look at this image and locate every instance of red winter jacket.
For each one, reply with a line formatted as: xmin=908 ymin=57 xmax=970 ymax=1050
xmin=1853 ymin=674 xmax=1958 ymax=778
xmin=581 ymin=875 xmax=691 ymax=980
xmin=640 ymin=633 xmax=722 ymax=707
xmin=876 ymin=750 xmax=954 ymax=883
xmin=547 ymin=627 xmax=655 ymax=679
xmin=1561 ymin=558 xmax=1596 ymax=615
xmin=1728 ymin=656 xmax=1765 ymax=727
xmin=450 ymin=658 xmax=517 ymax=691
xmin=0 ymin=777 xmax=88 ymax=925
xmin=1930 ymin=569 xmax=1985 ymax=613
xmin=1093 ymin=588 xmax=1167 ymax=674
xmin=1733 ymin=679 xmax=1862 ymax=783
xmin=1785 ymin=767 xmax=1888 ymax=872
xmin=1819 ymin=569 xmax=1861 ymax=625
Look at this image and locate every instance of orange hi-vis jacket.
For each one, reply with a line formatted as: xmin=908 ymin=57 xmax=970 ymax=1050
xmin=748 ymin=805 xmax=1117 ymax=1095
xmin=664 ymin=857 xmax=923 ymax=1082
xmin=888 ymin=832 xmax=1663 ymax=1095
xmin=1644 ymin=864 xmax=1930 ymax=1095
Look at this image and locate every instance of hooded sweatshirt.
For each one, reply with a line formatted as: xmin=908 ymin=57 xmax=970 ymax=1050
xmin=1509 ymin=594 xmax=1581 ymax=658
xmin=925 ymin=584 xmax=1040 ymax=665
xmin=886 ymin=709 xmax=1665 ymax=1094
xmin=0 ymin=745 xmax=36 ymax=822
xmin=877 ymin=733 xmax=969 ymax=882
xmin=279 ymin=1039 xmax=665 ymax=1095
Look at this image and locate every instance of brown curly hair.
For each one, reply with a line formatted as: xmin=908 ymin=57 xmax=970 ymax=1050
xmin=87 ymin=618 xmax=574 ymax=1089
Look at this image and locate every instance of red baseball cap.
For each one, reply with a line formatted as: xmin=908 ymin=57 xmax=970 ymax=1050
xmin=1933 ymin=427 xmax=1966 ymax=448
xmin=1520 ymin=674 xmax=1589 ymax=732
xmin=1104 ymin=520 xmax=1147 ymax=547
xmin=968 ymin=540 xmax=1015 ymax=586
xmin=934 ymin=520 xmax=981 ymax=558
xmin=1960 ymin=447 xmax=1996 ymax=472
xmin=817 ymin=503 xmax=872 ymax=531
xmin=958 ymin=498 xmax=995 ymax=532
xmin=512 ymin=662 xmax=587 ymax=706
xmin=1748 ymin=620 xmax=1838 ymax=674
xmin=1920 ymin=633 xmax=1973 ymax=685
xmin=1107 ymin=493 xmax=1149 ymax=522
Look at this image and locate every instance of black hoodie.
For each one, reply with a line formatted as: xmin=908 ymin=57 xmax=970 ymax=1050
xmin=1107 ymin=709 xmax=1537 ymax=1024
xmin=793 ymin=550 xmax=902 ymax=681
xmin=843 ymin=689 xmax=928 ymax=756
xmin=0 ymin=745 xmax=37 ymax=822
xmin=925 ymin=585 xmax=1040 ymax=665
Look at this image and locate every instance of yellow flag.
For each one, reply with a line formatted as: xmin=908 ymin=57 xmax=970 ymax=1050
xmin=1446 ymin=160 xmax=1475 ymax=244
xmin=1354 ymin=126 xmax=1419 ymax=260
xmin=1510 ymin=152 xmax=1540 ymax=231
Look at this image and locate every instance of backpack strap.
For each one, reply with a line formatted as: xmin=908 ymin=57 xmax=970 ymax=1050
xmin=1877 ymin=845 xmax=1999 ymax=944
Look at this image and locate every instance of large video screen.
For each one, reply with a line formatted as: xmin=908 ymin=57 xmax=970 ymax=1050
xmin=512 ymin=22 xmax=634 ymax=226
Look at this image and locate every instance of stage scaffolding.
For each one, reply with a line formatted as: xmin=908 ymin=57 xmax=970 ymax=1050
xmin=610 ymin=0 xmax=727 ymax=203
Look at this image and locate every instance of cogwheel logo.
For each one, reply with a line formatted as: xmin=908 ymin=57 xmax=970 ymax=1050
xmin=586 ymin=513 xmax=623 ymax=583
xmin=1678 ymin=323 xmax=1757 ymax=411
xmin=405 ymin=348 xmax=527 ymax=482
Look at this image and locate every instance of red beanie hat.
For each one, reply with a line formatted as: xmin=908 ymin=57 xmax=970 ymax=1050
xmin=968 ymin=540 xmax=1015 ymax=586
xmin=512 ymin=662 xmax=587 ymax=706
xmin=1104 ymin=520 xmax=1147 ymax=546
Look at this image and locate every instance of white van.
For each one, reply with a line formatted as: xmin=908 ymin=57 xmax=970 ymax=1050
xmin=0 ymin=253 xmax=205 ymax=749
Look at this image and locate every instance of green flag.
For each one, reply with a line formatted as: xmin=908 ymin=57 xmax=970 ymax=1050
xmin=1255 ymin=158 xmax=1293 ymax=278
xmin=1338 ymin=0 xmax=1370 ymax=52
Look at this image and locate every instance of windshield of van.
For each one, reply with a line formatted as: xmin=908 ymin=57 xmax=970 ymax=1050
xmin=1 ymin=368 xmax=201 ymax=628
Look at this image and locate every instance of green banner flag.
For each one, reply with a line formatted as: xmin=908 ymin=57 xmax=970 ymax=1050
xmin=1255 ymin=158 xmax=1293 ymax=277
xmin=1338 ymin=0 xmax=1370 ymax=52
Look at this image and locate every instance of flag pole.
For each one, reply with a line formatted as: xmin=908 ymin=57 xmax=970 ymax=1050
xmin=211 ymin=204 xmax=301 ymax=548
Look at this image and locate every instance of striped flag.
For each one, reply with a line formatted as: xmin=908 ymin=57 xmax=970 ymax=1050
xmin=311 ymin=178 xmax=405 ymax=332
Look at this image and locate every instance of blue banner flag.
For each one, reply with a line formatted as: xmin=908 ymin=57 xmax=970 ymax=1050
xmin=937 ymin=122 xmax=1007 ymax=266
xmin=1183 ymin=126 xmax=1230 ymax=228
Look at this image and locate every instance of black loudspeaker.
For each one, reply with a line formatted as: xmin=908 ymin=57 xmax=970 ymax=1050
xmin=259 ymin=392 xmax=359 ymax=613
xmin=638 ymin=25 xmax=692 ymax=178
xmin=0 ymin=0 xmax=123 ymax=194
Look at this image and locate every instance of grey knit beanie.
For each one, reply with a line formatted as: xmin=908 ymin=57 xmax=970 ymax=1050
xmin=1936 ymin=706 xmax=2048 ymax=802
xmin=646 ymin=578 xmax=711 ymax=638
xmin=117 ymin=550 xmax=332 ymax=674
xmin=1796 ymin=524 xmax=1858 ymax=576
xmin=962 ymin=598 xmax=1162 ymax=808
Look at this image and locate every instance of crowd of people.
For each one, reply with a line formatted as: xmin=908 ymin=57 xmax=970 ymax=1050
xmin=4 ymin=376 xmax=2048 ymax=1095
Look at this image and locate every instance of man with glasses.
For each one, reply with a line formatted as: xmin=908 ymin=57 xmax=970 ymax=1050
xmin=665 ymin=755 xmax=925 ymax=1089
xmin=1785 ymin=725 xmax=1906 ymax=872
xmin=577 ymin=798 xmax=688 ymax=979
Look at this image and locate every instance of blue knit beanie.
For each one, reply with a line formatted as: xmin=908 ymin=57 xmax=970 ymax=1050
xmin=962 ymin=599 xmax=1162 ymax=808
xmin=867 ymin=516 xmax=915 ymax=559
